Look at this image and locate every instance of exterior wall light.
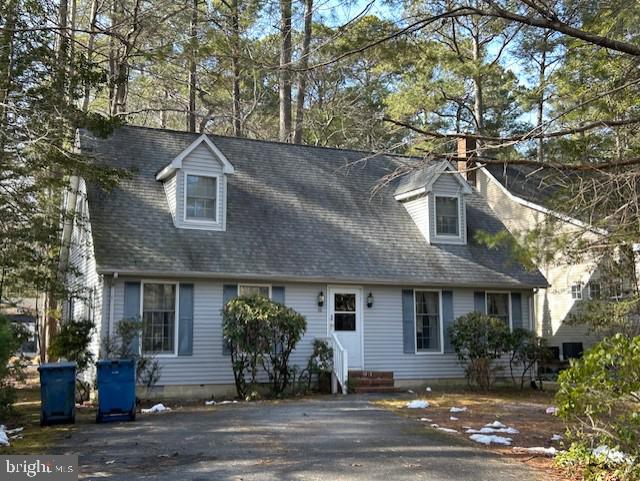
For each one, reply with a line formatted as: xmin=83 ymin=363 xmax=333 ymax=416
xmin=318 ymin=291 xmax=325 ymax=307
xmin=367 ymin=292 xmax=374 ymax=308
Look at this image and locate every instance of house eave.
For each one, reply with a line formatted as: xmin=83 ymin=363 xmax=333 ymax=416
xmin=96 ymin=267 xmax=548 ymax=289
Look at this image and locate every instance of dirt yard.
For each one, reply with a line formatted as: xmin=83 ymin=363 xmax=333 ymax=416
xmin=376 ymin=386 xmax=574 ymax=480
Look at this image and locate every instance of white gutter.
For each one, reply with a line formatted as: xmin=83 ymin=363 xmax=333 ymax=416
xmin=480 ymin=166 xmax=608 ymax=236
xmin=58 ymin=175 xmax=81 ymax=275
xmin=95 ymin=268 xmax=548 ymax=289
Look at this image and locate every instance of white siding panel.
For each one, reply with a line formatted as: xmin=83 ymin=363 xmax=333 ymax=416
xmin=401 ymin=195 xmax=430 ymax=242
xmin=109 ymin=280 xmax=535 ymax=385
xmin=163 ymin=174 xmax=177 ymax=221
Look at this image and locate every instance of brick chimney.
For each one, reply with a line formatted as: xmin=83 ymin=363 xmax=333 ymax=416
xmin=456 ymin=136 xmax=477 ymax=186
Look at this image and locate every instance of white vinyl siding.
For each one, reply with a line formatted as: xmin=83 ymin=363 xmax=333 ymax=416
xmin=163 ymin=173 xmax=177 ymax=221
xmin=401 ymin=194 xmax=430 ymax=242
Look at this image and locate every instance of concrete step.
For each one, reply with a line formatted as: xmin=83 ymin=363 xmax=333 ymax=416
xmin=352 ymin=385 xmax=402 ymax=394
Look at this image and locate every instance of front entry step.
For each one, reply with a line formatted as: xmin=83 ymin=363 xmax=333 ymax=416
xmin=349 ymin=370 xmax=400 ymax=393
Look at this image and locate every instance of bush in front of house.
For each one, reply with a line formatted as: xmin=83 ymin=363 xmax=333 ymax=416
xmin=449 ymin=312 xmax=510 ymax=390
xmin=223 ymin=295 xmax=307 ymax=399
xmin=555 ymin=334 xmax=640 ymax=481
xmin=506 ymin=328 xmax=551 ymax=390
xmin=0 ymin=315 xmax=29 ymax=417
xmin=102 ymin=319 xmax=162 ymax=395
xmin=48 ymin=318 xmax=95 ymax=402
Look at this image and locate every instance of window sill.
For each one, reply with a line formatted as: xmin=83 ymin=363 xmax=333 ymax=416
xmin=414 ymin=350 xmax=445 ymax=355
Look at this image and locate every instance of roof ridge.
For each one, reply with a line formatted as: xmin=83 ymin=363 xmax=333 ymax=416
xmin=118 ymin=123 xmax=421 ymax=160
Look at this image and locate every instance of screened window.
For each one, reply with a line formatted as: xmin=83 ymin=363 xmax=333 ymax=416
xmin=588 ymin=282 xmax=601 ymax=299
xmin=142 ymin=283 xmax=176 ymax=354
xmin=415 ymin=291 xmax=441 ymax=352
xmin=238 ymin=285 xmax=270 ymax=298
xmin=571 ymin=283 xmax=583 ymax=300
xmin=333 ymin=293 xmax=356 ymax=331
xmin=487 ymin=292 xmax=510 ymax=326
xmin=435 ymin=196 xmax=459 ymax=236
xmin=186 ymin=175 xmax=217 ymax=221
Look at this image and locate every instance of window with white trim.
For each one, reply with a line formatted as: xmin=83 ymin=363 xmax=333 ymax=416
xmin=415 ymin=291 xmax=441 ymax=352
xmin=571 ymin=283 xmax=583 ymax=300
xmin=142 ymin=283 xmax=177 ymax=354
xmin=238 ymin=284 xmax=270 ymax=298
xmin=435 ymin=196 xmax=459 ymax=236
xmin=487 ymin=292 xmax=510 ymax=326
xmin=186 ymin=174 xmax=217 ymax=221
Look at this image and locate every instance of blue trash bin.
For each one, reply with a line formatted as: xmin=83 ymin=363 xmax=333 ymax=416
xmin=96 ymin=359 xmax=136 ymax=423
xmin=38 ymin=362 xmax=77 ymax=426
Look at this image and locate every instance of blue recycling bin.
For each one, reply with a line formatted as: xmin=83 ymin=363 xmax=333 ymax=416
xmin=96 ymin=359 xmax=136 ymax=423
xmin=38 ymin=362 xmax=77 ymax=426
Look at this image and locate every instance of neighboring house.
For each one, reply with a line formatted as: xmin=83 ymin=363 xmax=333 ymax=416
xmin=1 ymin=298 xmax=40 ymax=357
xmin=65 ymin=126 xmax=547 ymax=397
xmin=475 ymin=160 xmax=605 ymax=360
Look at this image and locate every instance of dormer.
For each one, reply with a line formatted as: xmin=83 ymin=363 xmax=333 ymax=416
xmin=156 ymin=134 xmax=235 ymax=231
xmin=395 ymin=160 xmax=472 ymax=245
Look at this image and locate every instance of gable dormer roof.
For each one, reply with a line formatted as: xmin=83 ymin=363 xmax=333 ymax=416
xmin=156 ymin=133 xmax=235 ymax=181
xmin=394 ymin=160 xmax=472 ymax=200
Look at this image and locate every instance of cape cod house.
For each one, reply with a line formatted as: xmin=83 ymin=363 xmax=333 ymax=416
xmin=63 ymin=126 xmax=549 ymax=397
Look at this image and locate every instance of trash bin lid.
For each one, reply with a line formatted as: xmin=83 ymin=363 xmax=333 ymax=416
xmin=38 ymin=362 xmax=77 ymax=370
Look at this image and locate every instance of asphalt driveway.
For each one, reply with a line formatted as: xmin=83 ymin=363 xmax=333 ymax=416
xmin=56 ymin=396 xmax=540 ymax=481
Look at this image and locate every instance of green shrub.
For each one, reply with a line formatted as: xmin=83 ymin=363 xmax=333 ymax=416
xmin=223 ymin=295 xmax=307 ymax=399
xmin=506 ymin=328 xmax=551 ymax=389
xmin=556 ymin=334 xmax=640 ymax=480
xmin=449 ymin=312 xmax=510 ymax=390
xmin=0 ymin=315 xmax=29 ymax=417
xmin=102 ymin=319 xmax=162 ymax=395
xmin=48 ymin=319 xmax=95 ymax=372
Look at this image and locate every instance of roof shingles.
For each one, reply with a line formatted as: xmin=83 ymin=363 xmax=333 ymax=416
xmin=81 ymin=126 xmax=547 ymax=288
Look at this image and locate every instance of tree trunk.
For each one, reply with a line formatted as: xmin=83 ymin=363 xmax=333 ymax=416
xmin=471 ymin=24 xmax=484 ymax=154
xmin=293 ymin=0 xmax=313 ymax=144
xmin=56 ymin=0 xmax=69 ymax=94
xmin=230 ymin=0 xmax=242 ymax=136
xmin=536 ymin=37 xmax=548 ymax=163
xmin=187 ymin=0 xmax=198 ymax=132
xmin=82 ymin=0 xmax=99 ymax=112
xmin=0 ymin=0 xmax=17 ymax=134
xmin=278 ymin=0 xmax=292 ymax=142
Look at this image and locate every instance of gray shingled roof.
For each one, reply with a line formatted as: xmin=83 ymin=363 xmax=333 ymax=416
xmin=484 ymin=164 xmax=562 ymax=210
xmin=80 ymin=126 xmax=547 ymax=288
xmin=394 ymin=161 xmax=445 ymax=197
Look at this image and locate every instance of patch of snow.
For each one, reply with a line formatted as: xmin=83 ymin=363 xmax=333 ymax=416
xmin=406 ymin=400 xmax=429 ymax=409
xmin=466 ymin=427 xmax=519 ymax=435
xmin=205 ymin=400 xmax=216 ymax=406
xmin=430 ymin=424 xmax=439 ymax=428
xmin=593 ymin=445 xmax=633 ymax=465
xmin=551 ymin=434 xmax=563 ymax=442
xmin=485 ymin=421 xmax=507 ymax=429
xmin=450 ymin=416 xmax=459 ymax=421
xmin=449 ymin=406 xmax=467 ymax=413
xmin=218 ymin=400 xmax=238 ymax=405
xmin=407 ymin=389 xmax=415 ymax=394
xmin=437 ymin=427 xmax=458 ymax=433
xmin=426 ymin=386 xmax=432 ymax=392
xmin=5 ymin=427 xmax=23 ymax=435
xmin=469 ymin=434 xmax=512 ymax=446
xmin=105 ymin=460 xmax=115 ymax=465
xmin=0 ymin=426 xmax=9 ymax=446
xmin=513 ymin=447 xmax=557 ymax=456
xmin=418 ymin=417 xmax=432 ymax=422
xmin=141 ymin=403 xmax=171 ymax=414
xmin=545 ymin=406 xmax=558 ymax=415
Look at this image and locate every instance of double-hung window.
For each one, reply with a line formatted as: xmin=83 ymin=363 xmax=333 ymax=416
xmin=435 ymin=196 xmax=459 ymax=236
xmin=186 ymin=174 xmax=217 ymax=221
xmin=486 ymin=292 xmax=510 ymax=327
xmin=571 ymin=283 xmax=583 ymax=300
xmin=415 ymin=291 xmax=441 ymax=352
xmin=142 ymin=283 xmax=177 ymax=355
xmin=239 ymin=284 xmax=271 ymax=298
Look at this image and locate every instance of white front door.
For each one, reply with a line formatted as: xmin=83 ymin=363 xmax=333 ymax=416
xmin=328 ymin=287 xmax=363 ymax=369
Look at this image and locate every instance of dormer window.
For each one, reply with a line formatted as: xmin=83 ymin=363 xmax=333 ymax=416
xmin=435 ymin=196 xmax=459 ymax=236
xmin=186 ymin=174 xmax=217 ymax=221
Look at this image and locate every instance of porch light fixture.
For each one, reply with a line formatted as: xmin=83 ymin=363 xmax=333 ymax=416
xmin=367 ymin=292 xmax=374 ymax=308
xmin=318 ymin=291 xmax=325 ymax=307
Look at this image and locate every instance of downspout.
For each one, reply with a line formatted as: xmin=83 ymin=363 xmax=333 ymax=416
xmin=108 ymin=272 xmax=118 ymax=343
